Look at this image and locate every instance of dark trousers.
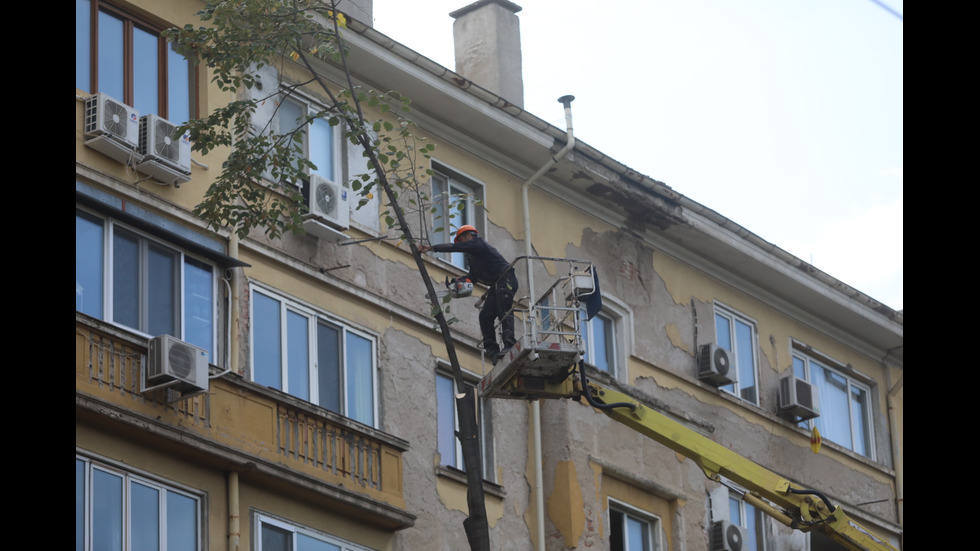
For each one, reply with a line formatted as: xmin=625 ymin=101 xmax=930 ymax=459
xmin=480 ymin=270 xmax=518 ymax=354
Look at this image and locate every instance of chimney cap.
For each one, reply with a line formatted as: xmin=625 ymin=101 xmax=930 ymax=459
xmin=450 ymin=0 xmax=522 ymax=19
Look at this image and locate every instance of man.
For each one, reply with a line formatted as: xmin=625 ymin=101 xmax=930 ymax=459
xmin=419 ymin=225 xmax=518 ymax=364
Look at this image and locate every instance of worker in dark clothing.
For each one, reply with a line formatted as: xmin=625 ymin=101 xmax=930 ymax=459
xmin=419 ymin=225 xmax=518 ymax=364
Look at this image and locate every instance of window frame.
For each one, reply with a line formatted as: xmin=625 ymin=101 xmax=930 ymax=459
xmin=76 ymin=0 xmax=195 ymax=122
xmin=254 ymin=512 xmax=376 ymax=551
xmin=727 ymin=492 xmax=767 ymax=551
xmin=430 ymin=164 xmax=486 ymax=270
xmin=275 ymin=91 xmax=343 ymax=184
xmin=249 ymin=284 xmax=379 ymax=427
xmin=75 ymin=206 xmax=218 ymax=360
xmin=579 ymin=295 xmax=630 ymax=380
xmin=608 ymin=498 xmax=661 ymax=551
xmin=435 ymin=365 xmax=495 ymax=482
xmin=713 ymin=304 xmax=760 ymax=405
xmin=791 ymin=346 xmax=876 ymax=459
xmin=76 ymin=454 xmax=202 ymax=551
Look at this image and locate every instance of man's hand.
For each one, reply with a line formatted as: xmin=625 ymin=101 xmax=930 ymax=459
xmin=418 ymin=243 xmax=432 ymax=254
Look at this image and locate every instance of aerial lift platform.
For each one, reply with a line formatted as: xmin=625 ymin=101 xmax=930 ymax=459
xmin=476 ymin=256 xmax=899 ymax=551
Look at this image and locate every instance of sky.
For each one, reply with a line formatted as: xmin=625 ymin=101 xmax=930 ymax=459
xmin=370 ymin=0 xmax=903 ymax=311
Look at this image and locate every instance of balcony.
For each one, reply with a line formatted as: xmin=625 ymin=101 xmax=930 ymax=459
xmin=75 ymin=313 xmax=413 ymax=530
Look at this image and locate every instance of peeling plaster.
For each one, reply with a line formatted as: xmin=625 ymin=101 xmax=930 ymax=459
xmin=547 ymin=460 xmax=585 ymax=548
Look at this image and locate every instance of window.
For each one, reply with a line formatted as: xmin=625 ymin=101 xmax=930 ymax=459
xmin=609 ymin=501 xmax=660 ymax=551
xmin=580 ymin=308 xmax=616 ymax=374
xmin=714 ymin=306 xmax=759 ymax=404
xmin=793 ymin=350 xmax=874 ymax=458
xmin=76 ymin=456 xmax=201 ymax=551
xmin=75 ymin=208 xmax=216 ymax=359
xmin=76 ymin=0 xmax=194 ymax=123
xmin=255 ymin=513 xmax=375 ymax=551
xmin=436 ymin=370 xmax=494 ymax=481
xmin=728 ymin=495 xmax=766 ymax=551
xmin=431 ymin=167 xmax=485 ymax=270
xmin=276 ymin=94 xmax=341 ymax=183
xmin=251 ymin=286 xmax=377 ymax=427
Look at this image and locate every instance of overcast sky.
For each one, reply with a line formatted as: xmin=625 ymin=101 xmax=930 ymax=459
xmin=370 ymin=0 xmax=903 ymax=311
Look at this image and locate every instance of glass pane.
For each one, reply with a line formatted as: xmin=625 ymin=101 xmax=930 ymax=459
xmin=592 ymin=315 xmax=613 ymax=372
xmin=744 ymin=501 xmax=761 ymax=551
xmin=166 ymin=491 xmax=197 ymax=551
xmin=131 ymin=482 xmax=160 ymax=551
xmin=715 ymin=313 xmax=734 ymax=393
xmin=436 ymin=373 xmax=458 ymax=468
xmin=93 ymin=469 xmax=123 ymax=551
xmin=167 ymin=43 xmax=191 ymax=123
xmin=792 ymin=355 xmax=806 ymax=379
xmin=431 ymin=173 xmax=447 ymax=237
xmin=626 ymin=515 xmax=650 ymax=550
xmin=261 ymin=522 xmax=291 ymax=551
xmin=113 ymin=230 xmax=140 ymax=330
xmin=609 ymin=509 xmax=624 ymax=551
xmin=147 ymin=244 xmax=178 ymax=337
xmin=812 ymin=362 xmax=852 ymax=451
xmin=309 ymin=117 xmax=334 ymax=179
xmin=346 ymin=332 xmax=374 ymax=425
xmin=76 ymin=459 xmax=86 ymax=551
xmin=297 ymin=533 xmax=341 ymax=551
xmin=97 ymin=10 xmax=125 ymax=100
xmin=317 ymin=322 xmax=341 ymax=413
xmin=728 ymin=497 xmax=741 ymax=525
xmin=735 ymin=320 xmax=756 ymax=403
xmin=287 ymin=310 xmax=311 ymax=400
xmin=133 ymin=26 xmax=160 ymax=116
xmin=184 ymin=258 xmax=213 ymax=358
xmin=253 ymin=292 xmax=283 ymax=389
xmin=851 ymin=385 xmax=872 ymax=457
xmin=76 ymin=0 xmax=91 ymax=92
xmin=76 ymin=211 xmax=104 ymax=318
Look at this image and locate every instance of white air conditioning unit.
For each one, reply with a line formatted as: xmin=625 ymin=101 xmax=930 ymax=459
xmin=711 ymin=520 xmax=745 ymax=551
xmin=144 ymin=334 xmax=209 ymax=395
xmin=83 ymin=93 xmax=141 ymax=164
xmin=778 ymin=375 xmax=820 ymax=420
xmin=136 ymin=114 xmax=192 ymax=185
xmin=698 ymin=344 xmax=733 ymax=386
xmin=302 ymin=174 xmax=351 ymax=240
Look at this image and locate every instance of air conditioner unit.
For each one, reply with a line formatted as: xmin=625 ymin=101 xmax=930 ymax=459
xmin=711 ymin=520 xmax=745 ymax=551
xmin=83 ymin=93 xmax=141 ymax=164
xmin=136 ymin=114 xmax=192 ymax=185
xmin=145 ymin=334 xmax=209 ymax=395
xmin=778 ymin=375 xmax=820 ymax=420
xmin=304 ymin=174 xmax=350 ymax=229
xmin=698 ymin=344 xmax=733 ymax=386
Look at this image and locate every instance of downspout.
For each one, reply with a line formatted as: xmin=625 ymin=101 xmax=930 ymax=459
xmin=523 ymin=95 xmax=575 ymax=551
xmin=887 ymin=370 xmax=904 ymax=541
xmin=229 ymin=470 xmax=240 ymax=551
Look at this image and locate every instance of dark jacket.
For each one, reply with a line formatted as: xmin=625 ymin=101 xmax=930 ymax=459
xmin=431 ymin=237 xmax=511 ymax=285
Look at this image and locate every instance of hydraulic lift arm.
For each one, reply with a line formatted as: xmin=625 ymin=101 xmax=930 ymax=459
xmin=579 ymin=374 xmax=897 ymax=551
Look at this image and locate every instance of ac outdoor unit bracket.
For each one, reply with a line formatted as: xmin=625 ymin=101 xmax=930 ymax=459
xmin=302 ymin=215 xmax=350 ymax=242
xmin=140 ymin=368 xmax=208 ymax=403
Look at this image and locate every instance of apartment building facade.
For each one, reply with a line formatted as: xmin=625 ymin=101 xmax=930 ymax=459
xmin=75 ymin=1 xmax=903 ymax=550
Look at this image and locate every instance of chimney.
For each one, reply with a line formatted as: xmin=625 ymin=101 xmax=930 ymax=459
xmin=338 ymin=0 xmax=373 ymax=27
xmin=450 ymin=1 xmax=524 ymax=108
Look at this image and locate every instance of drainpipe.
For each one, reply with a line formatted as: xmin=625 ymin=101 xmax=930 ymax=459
xmin=523 ymin=95 xmax=575 ymax=551
xmin=887 ymin=371 xmax=904 ymax=539
xmin=229 ymin=470 xmax=240 ymax=551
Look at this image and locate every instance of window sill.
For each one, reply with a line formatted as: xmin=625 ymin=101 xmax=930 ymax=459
xmin=435 ymin=465 xmax=505 ymax=498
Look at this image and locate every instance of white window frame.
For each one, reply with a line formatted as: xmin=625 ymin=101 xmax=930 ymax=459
xmin=430 ymin=164 xmax=486 ymax=270
xmin=791 ymin=347 xmax=875 ymax=460
xmin=608 ymin=498 xmax=661 ymax=551
xmin=76 ymin=454 xmax=202 ymax=551
xmin=436 ymin=365 xmax=495 ymax=482
xmin=254 ymin=512 xmax=376 ymax=551
xmin=249 ymin=284 xmax=378 ymax=427
xmin=75 ymin=207 xmax=218 ymax=360
xmin=713 ymin=304 xmax=760 ymax=404
xmin=579 ymin=295 xmax=631 ymax=380
xmin=279 ymin=92 xmax=342 ymax=182
xmin=727 ymin=492 xmax=767 ymax=551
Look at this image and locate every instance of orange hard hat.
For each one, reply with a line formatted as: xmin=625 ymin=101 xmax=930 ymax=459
xmin=454 ymin=225 xmax=478 ymax=242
